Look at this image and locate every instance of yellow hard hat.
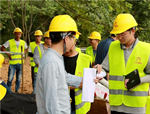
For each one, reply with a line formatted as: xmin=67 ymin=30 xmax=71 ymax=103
xmin=110 ymin=13 xmax=138 ymax=34
xmin=88 ymin=31 xmax=101 ymax=40
xmin=34 ymin=30 xmax=43 ymax=36
xmin=0 ymin=54 xmax=4 ymax=67
xmin=43 ymin=31 xmax=49 ymax=38
xmin=49 ymin=15 xmax=81 ymax=35
xmin=13 ymin=27 xmax=22 ymax=34
xmin=0 ymin=85 xmax=7 ymax=100
xmin=75 ymin=33 xmax=80 ymax=39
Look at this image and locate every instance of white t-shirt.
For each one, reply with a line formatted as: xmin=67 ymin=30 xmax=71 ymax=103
xmin=3 ymin=39 xmax=28 ymax=50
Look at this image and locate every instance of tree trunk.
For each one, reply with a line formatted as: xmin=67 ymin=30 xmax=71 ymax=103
xmin=7 ymin=0 xmax=16 ymax=28
xmin=21 ymin=0 xmax=25 ymax=41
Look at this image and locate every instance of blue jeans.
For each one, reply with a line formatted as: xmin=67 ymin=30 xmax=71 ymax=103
xmin=7 ymin=64 xmax=22 ymax=92
xmin=1 ymin=81 xmax=12 ymax=94
xmin=32 ymin=73 xmax=37 ymax=94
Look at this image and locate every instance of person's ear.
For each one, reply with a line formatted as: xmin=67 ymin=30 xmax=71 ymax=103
xmin=132 ymin=29 xmax=135 ymax=35
xmin=74 ymin=41 xmax=77 ymax=45
xmin=64 ymin=35 xmax=69 ymax=43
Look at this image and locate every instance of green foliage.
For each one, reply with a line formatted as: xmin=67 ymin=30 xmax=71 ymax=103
xmin=0 ymin=0 xmax=150 ymax=46
xmin=126 ymin=0 xmax=150 ymax=42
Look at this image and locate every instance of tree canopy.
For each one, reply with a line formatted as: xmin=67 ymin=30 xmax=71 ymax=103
xmin=0 ymin=0 xmax=150 ymax=46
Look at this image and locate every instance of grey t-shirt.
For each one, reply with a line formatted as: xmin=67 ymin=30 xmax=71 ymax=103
xmin=101 ymin=38 xmax=150 ymax=114
xmin=33 ymin=44 xmax=48 ymax=65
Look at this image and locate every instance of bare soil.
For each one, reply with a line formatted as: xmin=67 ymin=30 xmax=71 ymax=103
xmin=0 ymin=57 xmax=33 ymax=94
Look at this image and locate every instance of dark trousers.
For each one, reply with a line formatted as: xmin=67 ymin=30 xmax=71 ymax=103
xmin=1 ymin=81 xmax=12 ymax=94
xmin=111 ymin=111 xmax=130 ymax=114
xmin=31 ymin=66 xmax=35 ymax=88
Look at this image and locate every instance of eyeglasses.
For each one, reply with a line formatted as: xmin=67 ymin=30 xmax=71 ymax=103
xmin=74 ymin=37 xmax=78 ymax=43
xmin=116 ymin=31 xmax=129 ymax=37
xmin=68 ymin=35 xmax=78 ymax=43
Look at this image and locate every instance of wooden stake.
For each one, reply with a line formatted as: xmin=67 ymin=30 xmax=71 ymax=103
xmin=21 ymin=46 xmax=24 ymax=93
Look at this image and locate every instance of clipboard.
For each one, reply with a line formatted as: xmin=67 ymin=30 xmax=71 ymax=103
xmin=125 ymin=69 xmax=141 ymax=91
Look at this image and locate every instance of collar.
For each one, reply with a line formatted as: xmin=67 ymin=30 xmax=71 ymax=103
xmin=48 ymin=48 xmax=63 ymax=60
xmin=120 ymin=38 xmax=139 ymax=50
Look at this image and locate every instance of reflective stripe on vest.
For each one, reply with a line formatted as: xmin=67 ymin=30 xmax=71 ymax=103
xmin=74 ymin=53 xmax=91 ymax=114
xmin=34 ymin=45 xmax=43 ymax=73
xmin=109 ymin=40 xmax=150 ymax=107
xmin=30 ymin=41 xmax=44 ymax=66
xmin=85 ymin=46 xmax=96 ymax=63
xmin=9 ymin=39 xmax=25 ymax=65
xmin=110 ymin=89 xmax=148 ymax=96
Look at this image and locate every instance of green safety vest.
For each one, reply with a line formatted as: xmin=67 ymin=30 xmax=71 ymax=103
xmin=34 ymin=45 xmax=42 ymax=73
xmin=30 ymin=41 xmax=44 ymax=66
xmin=108 ymin=40 xmax=150 ymax=107
xmin=74 ymin=53 xmax=92 ymax=114
xmin=9 ymin=39 xmax=25 ymax=65
xmin=85 ymin=46 xmax=96 ymax=63
xmin=146 ymin=96 xmax=150 ymax=114
xmin=75 ymin=47 xmax=81 ymax=53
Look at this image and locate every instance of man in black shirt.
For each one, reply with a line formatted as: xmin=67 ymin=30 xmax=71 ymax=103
xmin=63 ymin=35 xmax=100 ymax=114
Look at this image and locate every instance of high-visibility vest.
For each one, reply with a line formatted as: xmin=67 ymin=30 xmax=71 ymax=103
xmin=9 ymin=39 xmax=25 ymax=65
xmin=146 ymin=96 xmax=150 ymax=114
xmin=74 ymin=53 xmax=92 ymax=114
xmin=34 ymin=45 xmax=42 ymax=73
xmin=85 ymin=46 xmax=96 ymax=63
xmin=75 ymin=47 xmax=81 ymax=53
xmin=30 ymin=41 xmax=44 ymax=66
xmin=108 ymin=40 xmax=150 ymax=107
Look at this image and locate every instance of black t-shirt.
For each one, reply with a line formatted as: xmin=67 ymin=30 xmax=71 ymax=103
xmin=63 ymin=53 xmax=79 ymax=112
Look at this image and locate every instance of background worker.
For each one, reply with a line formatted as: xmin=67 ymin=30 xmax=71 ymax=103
xmin=85 ymin=31 xmax=101 ymax=67
xmin=95 ymin=34 xmax=117 ymax=80
xmin=35 ymin=15 xmax=100 ymax=114
xmin=100 ymin=13 xmax=150 ymax=114
xmin=32 ymin=31 xmax=51 ymax=94
xmin=28 ymin=30 xmax=43 ymax=90
xmin=63 ymin=34 xmax=92 ymax=114
xmin=1 ymin=27 xmax=28 ymax=92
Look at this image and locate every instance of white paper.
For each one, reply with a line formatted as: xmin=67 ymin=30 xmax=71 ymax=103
xmin=95 ymin=83 xmax=109 ymax=101
xmin=82 ymin=68 xmax=96 ymax=102
xmin=97 ymin=71 xmax=106 ymax=78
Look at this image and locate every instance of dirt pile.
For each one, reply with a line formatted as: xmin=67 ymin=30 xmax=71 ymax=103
xmin=0 ymin=57 xmax=33 ymax=94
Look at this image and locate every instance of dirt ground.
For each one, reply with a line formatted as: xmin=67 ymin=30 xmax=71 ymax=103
xmin=0 ymin=57 xmax=33 ymax=94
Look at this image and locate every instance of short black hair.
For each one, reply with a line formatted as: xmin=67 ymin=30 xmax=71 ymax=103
xmin=111 ymin=34 xmax=116 ymax=37
xmin=49 ymin=31 xmax=76 ymax=44
xmin=49 ymin=32 xmax=63 ymax=44
xmin=127 ymin=27 xmax=134 ymax=31
xmin=44 ymin=37 xmax=49 ymax=41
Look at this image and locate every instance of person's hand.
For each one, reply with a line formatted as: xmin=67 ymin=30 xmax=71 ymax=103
xmin=93 ymin=64 xmax=102 ymax=74
xmin=8 ymin=55 xmax=12 ymax=60
xmin=124 ymin=79 xmax=129 ymax=88
xmin=94 ymin=77 xmax=99 ymax=84
xmin=94 ymin=77 xmax=103 ymax=84
xmin=69 ymin=86 xmax=76 ymax=90
xmin=78 ymin=78 xmax=83 ymax=88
